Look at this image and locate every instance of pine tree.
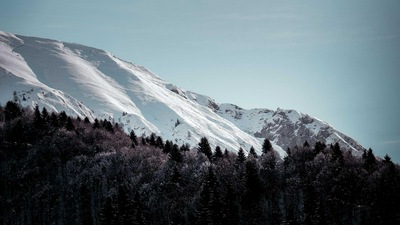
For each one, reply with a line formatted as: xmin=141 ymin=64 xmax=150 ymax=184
xmin=169 ymin=144 xmax=183 ymax=163
xmin=196 ymin=168 xmax=218 ymax=225
xmin=4 ymin=101 xmax=22 ymax=121
xmin=84 ymin=117 xmax=91 ymax=123
xmin=93 ymin=118 xmax=100 ymax=129
xmin=262 ymin=138 xmax=273 ymax=154
xmin=249 ymin=146 xmax=258 ymax=158
xmin=222 ymin=184 xmax=239 ymax=225
xmin=66 ymin=117 xmax=75 ymax=131
xmin=331 ymin=143 xmax=343 ymax=163
xmin=59 ymin=111 xmax=68 ymax=125
xmin=314 ymin=141 xmax=326 ymax=155
xmin=33 ymin=105 xmax=43 ymax=128
xmin=149 ymin=133 xmax=156 ymax=146
xmin=180 ymin=143 xmax=190 ymax=152
xmin=214 ymin=146 xmax=223 ymax=159
xmin=130 ymin=130 xmax=138 ymax=146
xmin=41 ymin=107 xmax=49 ymax=121
xmin=243 ymin=159 xmax=263 ymax=224
xmin=50 ymin=112 xmax=60 ymax=128
xmin=198 ymin=137 xmax=212 ymax=160
xmin=163 ymin=140 xmax=172 ymax=154
xmin=155 ymin=136 xmax=164 ymax=148
xmin=363 ymin=148 xmax=376 ymax=173
xmin=236 ymin=147 xmax=246 ymax=164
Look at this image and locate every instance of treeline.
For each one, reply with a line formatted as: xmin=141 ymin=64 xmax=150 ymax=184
xmin=0 ymin=101 xmax=399 ymax=225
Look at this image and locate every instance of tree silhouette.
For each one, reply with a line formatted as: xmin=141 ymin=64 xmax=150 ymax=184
xmin=262 ymin=138 xmax=273 ymax=154
xmin=198 ymin=137 xmax=212 ymax=160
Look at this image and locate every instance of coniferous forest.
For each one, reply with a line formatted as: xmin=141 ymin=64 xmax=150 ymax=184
xmin=1 ymin=101 xmax=399 ymax=225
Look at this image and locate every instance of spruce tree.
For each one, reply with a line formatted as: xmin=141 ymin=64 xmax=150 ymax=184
xmin=262 ymin=138 xmax=273 ymax=154
xmin=155 ymin=136 xmax=164 ymax=148
xmin=4 ymin=101 xmax=22 ymax=121
xmin=331 ymin=143 xmax=343 ymax=163
xmin=363 ymin=148 xmax=376 ymax=173
xmin=169 ymin=144 xmax=183 ymax=163
xmin=249 ymin=146 xmax=258 ymax=158
xmin=198 ymin=137 xmax=212 ymax=160
xmin=243 ymin=159 xmax=263 ymax=224
xmin=66 ymin=117 xmax=75 ymax=131
xmin=163 ymin=140 xmax=172 ymax=154
xmin=196 ymin=168 xmax=218 ymax=225
xmin=33 ymin=105 xmax=42 ymax=128
xmin=236 ymin=147 xmax=246 ymax=164
xmin=130 ymin=130 xmax=138 ymax=146
xmin=214 ymin=146 xmax=223 ymax=159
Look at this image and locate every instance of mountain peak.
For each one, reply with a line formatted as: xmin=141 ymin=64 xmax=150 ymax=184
xmin=0 ymin=31 xmax=364 ymax=158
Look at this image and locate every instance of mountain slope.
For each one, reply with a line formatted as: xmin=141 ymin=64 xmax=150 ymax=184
xmin=0 ymin=31 xmax=364 ymax=157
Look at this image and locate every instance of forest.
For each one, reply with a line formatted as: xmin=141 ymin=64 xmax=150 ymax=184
xmin=0 ymin=101 xmax=399 ymax=225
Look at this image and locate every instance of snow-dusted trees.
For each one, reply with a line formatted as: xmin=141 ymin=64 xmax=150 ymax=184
xmin=1 ymin=102 xmax=400 ymax=225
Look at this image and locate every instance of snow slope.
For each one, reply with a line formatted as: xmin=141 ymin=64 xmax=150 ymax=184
xmin=0 ymin=31 xmax=364 ymax=157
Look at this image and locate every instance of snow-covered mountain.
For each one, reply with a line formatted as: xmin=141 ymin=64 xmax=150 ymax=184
xmin=0 ymin=31 xmax=364 ymax=157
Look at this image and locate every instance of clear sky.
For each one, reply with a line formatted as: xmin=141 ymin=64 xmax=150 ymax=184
xmin=1 ymin=0 xmax=400 ymax=162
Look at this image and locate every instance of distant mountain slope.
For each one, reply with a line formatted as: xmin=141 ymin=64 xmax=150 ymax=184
xmin=0 ymin=31 xmax=364 ymax=157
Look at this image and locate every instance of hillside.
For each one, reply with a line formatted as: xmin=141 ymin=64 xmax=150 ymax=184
xmin=0 ymin=31 xmax=364 ymax=157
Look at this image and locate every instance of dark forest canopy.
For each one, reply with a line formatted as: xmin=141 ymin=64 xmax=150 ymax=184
xmin=1 ymin=101 xmax=399 ymax=225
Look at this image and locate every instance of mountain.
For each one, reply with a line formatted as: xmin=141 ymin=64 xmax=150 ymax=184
xmin=0 ymin=31 xmax=364 ymax=157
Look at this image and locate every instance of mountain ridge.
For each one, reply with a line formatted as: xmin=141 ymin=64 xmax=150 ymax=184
xmin=0 ymin=31 xmax=364 ymax=157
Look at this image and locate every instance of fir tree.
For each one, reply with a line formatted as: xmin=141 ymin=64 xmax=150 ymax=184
xmin=163 ymin=140 xmax=172 ymax=154
xmin=331 ymin=143 xmax=343 ymax=163
xmin=130 ymin=130 xmax=138 ymax=146
xmin=198 ymin=137 xmax=212 ymax=160
xmin=84 ymin=117 xmax=91 ymax=123
xmin=59 ymin=111 xmax=68 ymax=125
xmin=4 ymin=101 xmax=22 ymax=121
xmin=66 ymin=117 xmax=75 ymax=131
xmin=214 ymin=146 xmax=223 ymax=159
xmin=169 ymin=144 xmax=183 ymax=163
xmin=314 ymin=141 xmax=326 ymax=155
xmin=262 ymin=138 xmax=273 ymax=154
xmin=155 ymin=136 xmax=164 ymax=148
xmin=33 ymin=105 xmax=43 ymax=128
xmin=249 ymin=146 xmax=258 ymax=158
xmin=180 ymin=143 xmax=190 ymax=152
xmin=196 ymin=168 xmax=218 ymax=225
xmin=50 ymin=112 xmax=60 ymax=128
xmin=243 ymin=159 xmax=263 ymax=224
xmin=236 ymin=147 xmax=246 ymax=164
xmin=363 ymin=148 xmax=376 ymax=173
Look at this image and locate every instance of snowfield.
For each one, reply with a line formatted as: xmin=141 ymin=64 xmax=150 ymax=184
xmin=0 ymin=31 xmax=365 ymax=158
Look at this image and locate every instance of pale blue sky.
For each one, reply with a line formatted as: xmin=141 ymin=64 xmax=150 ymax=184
xmin=1 ymin=0 xmax=399 ymax=162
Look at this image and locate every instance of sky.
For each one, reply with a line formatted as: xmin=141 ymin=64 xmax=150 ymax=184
xmin=1 ymin=0 xmax=400 ymax=162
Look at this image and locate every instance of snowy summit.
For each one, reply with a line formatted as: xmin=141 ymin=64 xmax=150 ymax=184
xmin=0 ymin=31 xmax=364 ymax=157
